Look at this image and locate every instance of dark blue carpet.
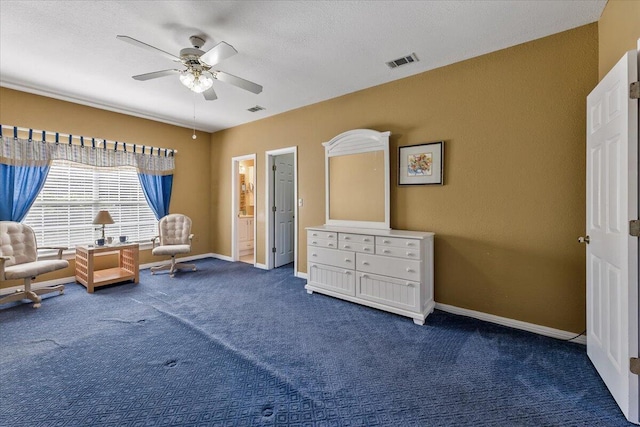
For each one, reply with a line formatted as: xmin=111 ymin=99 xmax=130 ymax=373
xmin=0 ymin=258 xmax=632 ymax=426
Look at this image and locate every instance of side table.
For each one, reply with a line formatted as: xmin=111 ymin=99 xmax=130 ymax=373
xmin=75 ymin=243 xmax=139 ymax=293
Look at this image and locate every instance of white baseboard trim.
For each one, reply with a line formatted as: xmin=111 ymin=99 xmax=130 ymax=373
xmin=210 ymin=253 xmax=233 ymax=262
xmin=435 ymin=302 xmax=586 ymax=345
xmin=295 ymin=271 xmax=308 ymax=280
xmin=255 ymin=263 xmax=268 ymax=270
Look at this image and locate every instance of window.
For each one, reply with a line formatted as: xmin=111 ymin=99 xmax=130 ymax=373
xmin=24 ymin=160 xmax=157 ymax=248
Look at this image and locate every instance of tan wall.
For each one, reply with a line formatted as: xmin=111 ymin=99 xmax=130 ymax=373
xmin=211 ymin=24 xmax=598 ymax=333
xmin=598 ymin=0 xmax=640 ymax=79
xmin=0 ymin=88 xmax=212 ymax=287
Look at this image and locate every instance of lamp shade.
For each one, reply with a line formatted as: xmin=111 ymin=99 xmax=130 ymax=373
xmin=92 ymin=210 xmax=114 ymax=225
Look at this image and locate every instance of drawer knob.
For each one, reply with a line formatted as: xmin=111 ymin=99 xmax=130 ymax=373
xmin=328 ymin=243 xmax=334 ymax=247
xmin=383 ymin=249 xmax=390 ymax=254
xmin=345 ymin=271 xmax=352 ymax=275
xmin=344 ymin=245 xmax=351 ymax=249
xmin=344 ymin=236 xmax=350 ymax=240
xmin=406 ymin=242 xmax=415 ymax=247
xmin=312 ymin=253 xmax=317 ymax=257
xmin=345 ymin=258 xmax=351 ymax=263
xmin=312 ymin=233 xmax=318 ymax=237
xmin=383 ymin=239 xmax=390 ymax=244
xmin=406 ymin=268 xmax=415 ymax=273
xmin=362 ymin=274 xmax=369 ymax=278
xmin=364 ymin=238 xmax=370 ymax=242
xmin=312 ymin=241 xmax=317 ymax=244
xmin=407 ymin=252 xmax=415 ymax=257
xmin=362 ymin=261 xmax=369 ymax=266
xmin=364 ymin=248 xmax=371 ymax=252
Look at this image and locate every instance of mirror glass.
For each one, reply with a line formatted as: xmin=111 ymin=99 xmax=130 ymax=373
xmin=325 ymin=129 xmax=390 ymax=229
xmin=329 ymin=152 xmax=385 ymax=222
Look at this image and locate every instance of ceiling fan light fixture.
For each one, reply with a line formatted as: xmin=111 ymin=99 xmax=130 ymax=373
xmin=179 ymin=70 xmax=213 ymax=93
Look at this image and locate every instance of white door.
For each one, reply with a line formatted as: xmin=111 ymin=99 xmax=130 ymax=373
xmin=586 ymin=49 xmax=639 ymax=424
xmin=274 ymin=153 xmax=294 ymax=267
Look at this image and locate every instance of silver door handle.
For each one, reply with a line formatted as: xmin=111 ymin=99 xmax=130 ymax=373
xmin=578 ymin=236 xmax=590 ymax=244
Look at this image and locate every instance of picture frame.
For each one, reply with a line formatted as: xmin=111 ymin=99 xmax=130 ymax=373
xmin=398 ymin=141 xmax=444 ymax=185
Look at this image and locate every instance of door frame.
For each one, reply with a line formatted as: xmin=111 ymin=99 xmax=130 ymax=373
xmin=264 ymin=146 xmax=298 ymax=272
xmin=231 ymin=154 xmax=256 ymax=263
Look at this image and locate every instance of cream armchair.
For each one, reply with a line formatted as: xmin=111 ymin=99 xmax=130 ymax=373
xmin=0 ymin=221 xmax=68 ymax=308
xmin=151 ymin=214 xmax=196 ymax=278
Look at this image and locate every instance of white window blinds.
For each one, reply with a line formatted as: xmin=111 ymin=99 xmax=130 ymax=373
xmin=24 ymin=160 xmax=157 ymax=248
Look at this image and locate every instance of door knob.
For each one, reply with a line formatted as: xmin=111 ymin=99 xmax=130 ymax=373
xmin=578 ymin=236 xmax=590 ymax=244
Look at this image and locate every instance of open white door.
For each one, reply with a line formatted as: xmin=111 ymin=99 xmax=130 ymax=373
xmin=585 ymin=49 xmax=639 ymax=424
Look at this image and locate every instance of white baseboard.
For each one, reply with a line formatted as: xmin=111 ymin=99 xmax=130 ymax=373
xmin=255 ymin=263 xmax=268 ymax=270
xmin=435 ymin=302 xmax=586 ymax=345
xmin=210 ymin=253 xmax=233 ymax=262
xmin=295 ymin=271 xmax=308 ymax=280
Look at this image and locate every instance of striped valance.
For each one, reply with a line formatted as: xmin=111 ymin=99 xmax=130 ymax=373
xmin=1 ymin=136 xmax=175 ymax=175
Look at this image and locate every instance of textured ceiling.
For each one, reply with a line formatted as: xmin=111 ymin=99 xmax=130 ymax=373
xmin=0 ymin=0 xmax=606 ymax=133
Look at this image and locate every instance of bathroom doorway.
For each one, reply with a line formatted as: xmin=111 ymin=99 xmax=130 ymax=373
xmin=231 ymin=154 xmax=256 ymax=265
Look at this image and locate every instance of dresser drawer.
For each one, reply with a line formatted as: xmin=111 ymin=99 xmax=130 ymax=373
xmin=308 ymin=237 xmax=338 ymax=249
xmin=308 ymin=262 xmax=355 ymax=296
xmin=357 ymin=272 xmax=420 ymax=312
xmin=356 ymin=253 xmax=421 ymax=282
xmin=339 ymin=242 xmax=374 ymax=254
xmin=308 ymin=245 xmax=355 ymax=269
xmin=376 ymin=236 xmax=420 ymax=250
xmin=339 ymin=233 xmax=374 ymax=245
xmin=376 ymin=245 xmax=420 ymax=260
xmin=308 ymin=230 xmax=337 ymax=241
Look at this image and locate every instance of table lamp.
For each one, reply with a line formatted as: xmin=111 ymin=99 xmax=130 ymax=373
xmin=93 ymin=210 xmax=114 ymax=239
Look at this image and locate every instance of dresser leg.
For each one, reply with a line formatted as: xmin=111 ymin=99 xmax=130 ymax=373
xmin=413 ymin=318 xmax=425 ymax=326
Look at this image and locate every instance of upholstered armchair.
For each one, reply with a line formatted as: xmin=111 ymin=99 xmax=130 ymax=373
xmin=0 ymin=221 xmax=68 ymax=308
xmin=151 ymin=214 xmax=196 ymax=278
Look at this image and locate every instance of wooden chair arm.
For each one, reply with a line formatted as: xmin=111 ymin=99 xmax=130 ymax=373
xmin=151 ymin=236 xmax=160 ymax=248
xmin=0 ymin=256 xmax=9 ymax=280
xmin=37 ymin=246 xmax=68 ymax=259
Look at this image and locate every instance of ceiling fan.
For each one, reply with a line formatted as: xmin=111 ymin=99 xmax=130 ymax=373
xmin=117 ymin=34 xmax=263 ymax=101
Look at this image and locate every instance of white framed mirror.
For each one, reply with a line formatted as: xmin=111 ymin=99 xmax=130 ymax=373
xmin=324 ymin=129 xmax=390 ymax=229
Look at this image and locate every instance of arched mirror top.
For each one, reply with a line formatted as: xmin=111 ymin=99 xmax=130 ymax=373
xmin=324 ymin=129 xmax=390 ymax=229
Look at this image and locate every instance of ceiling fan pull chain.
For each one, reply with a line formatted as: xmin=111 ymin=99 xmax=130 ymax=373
xmin=192 ymin=92 xmax=197 ymax=140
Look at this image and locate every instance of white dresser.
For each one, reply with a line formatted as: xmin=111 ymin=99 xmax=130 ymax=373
xmin=305 ymin=225 xmax=435 ymax=325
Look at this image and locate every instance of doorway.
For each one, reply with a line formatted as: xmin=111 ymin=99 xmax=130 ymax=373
xmin=265 ymin=147 xmax=297 ymax=272
xmin=231 ymin=154 xmax=256 ymax=265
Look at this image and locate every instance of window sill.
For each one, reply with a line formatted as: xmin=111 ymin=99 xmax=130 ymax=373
xmin=37 ymin=241 xmax=154 ymax=261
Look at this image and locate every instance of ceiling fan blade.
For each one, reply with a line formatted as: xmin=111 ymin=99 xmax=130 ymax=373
xmin=213 ymin=70 xmax=263 ymax=94
xmin=200 ymin=41 xmax=238 ymax=66
xmin=132 ymin=69 xmax=180 ymax=81
xmin=203 ymin=87 xmax=218 ymax=101
xmin=117 ymin=35 xmax=179 ymax=61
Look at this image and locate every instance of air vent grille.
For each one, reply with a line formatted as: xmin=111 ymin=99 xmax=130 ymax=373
xmin=247 ymin=105 xmax=265 ymax=112
xmin=386 ymin=53 xmax=419 ymax=69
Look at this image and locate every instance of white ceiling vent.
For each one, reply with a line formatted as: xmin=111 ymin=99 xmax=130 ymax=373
xmin=386 ymin=53 xmax=419 ymax=69
xmin=247 ymin=105 xmax=265 ymax=112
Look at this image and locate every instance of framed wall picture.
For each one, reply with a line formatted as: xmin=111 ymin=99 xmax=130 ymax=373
xmin=398 ymin=141 xmax=444 ymax=185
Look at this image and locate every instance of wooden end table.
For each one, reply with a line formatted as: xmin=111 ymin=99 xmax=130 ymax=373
xmin=75 ymin=243 xmax=139 ymax=293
